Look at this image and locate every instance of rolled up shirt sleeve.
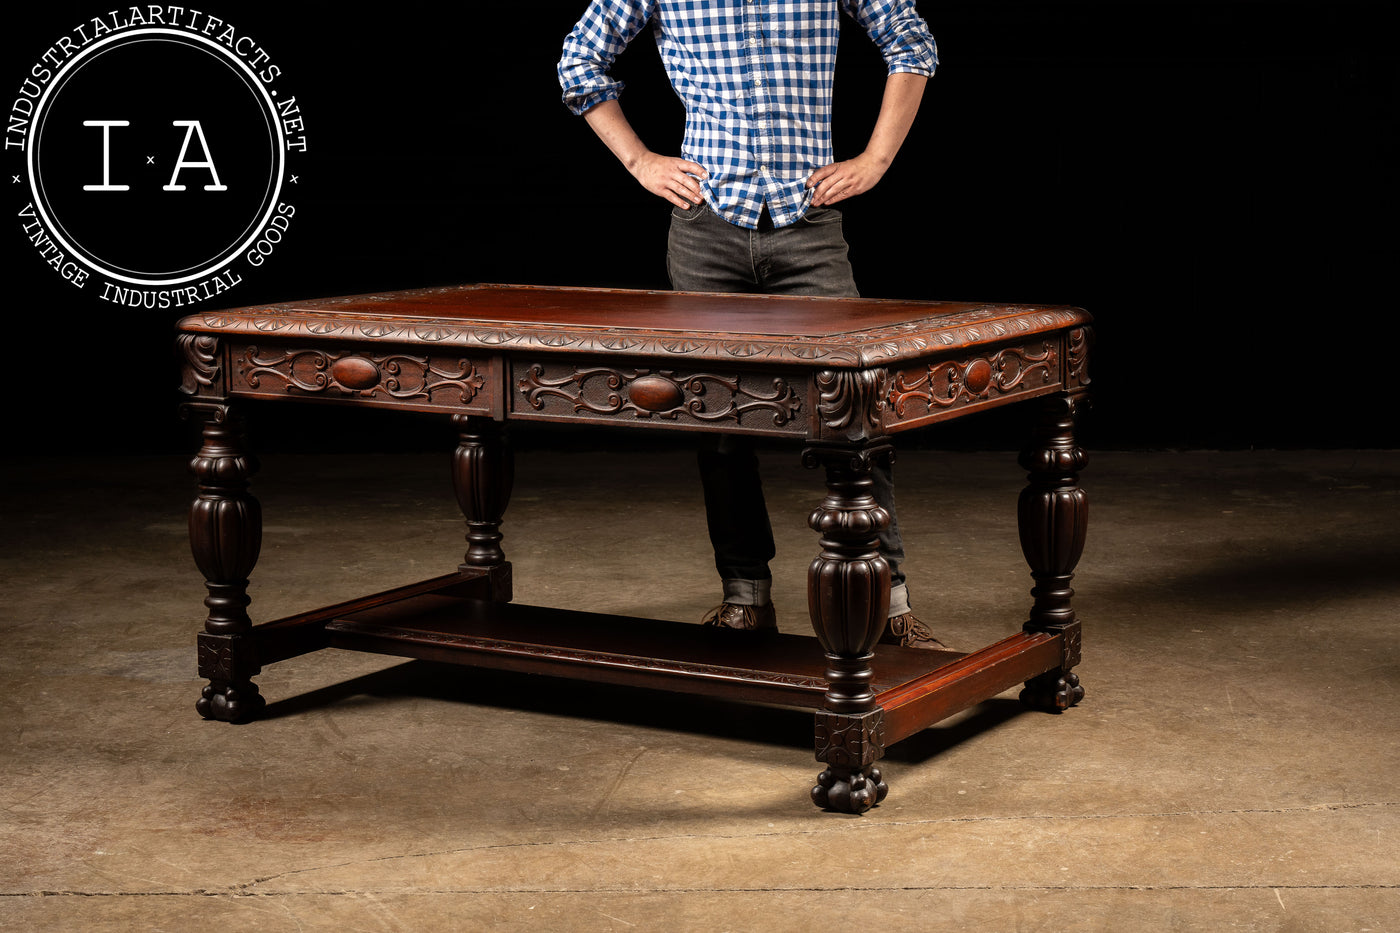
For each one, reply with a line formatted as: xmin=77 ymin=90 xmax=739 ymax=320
xmin=846 ymin=0 xmax=939 ymax=77
xmin=558 ymin=0 xmax=657 ymax=115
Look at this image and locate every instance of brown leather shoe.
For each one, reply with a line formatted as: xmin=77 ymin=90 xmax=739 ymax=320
xmin=880 ymin=612 xmax=950 ymax=650
xmin=702 ymin=602 xmax=778 ymax=632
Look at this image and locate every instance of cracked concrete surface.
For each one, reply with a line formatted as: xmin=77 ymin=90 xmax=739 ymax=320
xmin=2 ymin=448 xmax=1397 ymax=931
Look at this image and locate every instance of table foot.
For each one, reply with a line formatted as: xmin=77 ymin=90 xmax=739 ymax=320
xmin=196 ymin=680 xmax=266 ymax=723
xmin=812 ymin=707 xmax=887 ymax=813
xmin=1019 ymin=669 xmax=1084 ymax=713
xmin=196 ymin=631 xmax=265 ymax=722
xmin=813 ymin=764 xmax=888 ymax=814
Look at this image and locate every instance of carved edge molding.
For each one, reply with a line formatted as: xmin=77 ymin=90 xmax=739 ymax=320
xmin=180 ymin=304 xmax=1090 ymax=367
xmin=516 ymin=364 xmax=803 ymax=428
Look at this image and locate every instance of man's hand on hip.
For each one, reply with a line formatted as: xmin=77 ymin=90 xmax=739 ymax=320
xmin=632 ymin=152 xmax=709 ymax=210
xmin=806 ymin=152 xmax=890 ymax=207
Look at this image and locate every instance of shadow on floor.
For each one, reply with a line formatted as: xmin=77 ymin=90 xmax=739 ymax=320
xmin=260 ymin=659 xmax=1043 ymax=764
xmin=1093 ymin=536 xmax=1400 ymax=613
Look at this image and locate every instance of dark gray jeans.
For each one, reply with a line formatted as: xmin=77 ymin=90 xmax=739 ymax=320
xmin=667 ymin=202 xmax=911 ymax=616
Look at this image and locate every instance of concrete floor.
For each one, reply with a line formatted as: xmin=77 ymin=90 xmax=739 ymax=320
xmin=2 ymin=444 xmax=1397 ymax=931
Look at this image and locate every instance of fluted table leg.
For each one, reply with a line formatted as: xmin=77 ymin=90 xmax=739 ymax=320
xmin=452 ymin=415 xmax=514 ymax=601
xmin=184 ymin=402 xmax=265 ymax=723
xmin=804 ymin=444 xmax=892 ymax=813
xmin=1017 ymin=392 xmax=1089 ymax=712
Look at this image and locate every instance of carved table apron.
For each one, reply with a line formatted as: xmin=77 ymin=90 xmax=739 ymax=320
xmin=176 ymin=283 xmax=1093 ymax=814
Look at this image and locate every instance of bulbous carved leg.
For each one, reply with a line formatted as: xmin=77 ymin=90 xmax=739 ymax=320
xmin=184 ymin=402 xmax=265 ymax=722
xmin=1017 ymin=392 xmax=1088 ymax=713
xmin=452 ymin=415 xmax=513 ymax=569
xmin=804 ymin=444 xmax=892 ymax=811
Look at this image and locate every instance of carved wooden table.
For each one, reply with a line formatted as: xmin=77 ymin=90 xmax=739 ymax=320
xmin=176 ymin=284 xmax=1092 ymax=813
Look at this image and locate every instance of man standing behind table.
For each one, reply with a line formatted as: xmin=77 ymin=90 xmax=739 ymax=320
xmin=558 ymin=0 xmax=945 ymax=648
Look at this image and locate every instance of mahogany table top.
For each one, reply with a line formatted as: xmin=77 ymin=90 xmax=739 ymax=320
xmin=177 ymin=283 xmax=1091 ymax=369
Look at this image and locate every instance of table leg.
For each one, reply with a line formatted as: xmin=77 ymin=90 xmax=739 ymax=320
xmin=451 ymin=415 xmax=513 ymax=599
xmin=1017 ymin=391 xmax=1088 ymax=712
xmin=804 ymin=444 xmax=892 ymax=813
xmin=184 ymin=402 xmax=266 ymax=723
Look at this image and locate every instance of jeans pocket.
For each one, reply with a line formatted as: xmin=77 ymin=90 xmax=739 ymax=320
xmin=671 ymin=202 xmax=708 ymax=224
xmin=800 ymin=206 xmax=843 ymax=226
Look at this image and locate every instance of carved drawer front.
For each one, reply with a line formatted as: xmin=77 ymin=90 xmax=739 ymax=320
xmin=511 ymin=357 xmax=807 ymax=436
xmin=883 ymin=336 xmax=1069 ymax=429
xmin=229 ymin=341 xmax=497 ymax=414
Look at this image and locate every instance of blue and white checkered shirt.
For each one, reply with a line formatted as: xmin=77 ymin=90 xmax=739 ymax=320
xmin=559 ymin=0 xmax=937 ymax=230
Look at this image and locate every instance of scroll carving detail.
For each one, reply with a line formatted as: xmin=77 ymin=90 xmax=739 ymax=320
xmin=887 ymin=343 xmax=1057 ymax=417
xmin=517 ymin=365 xmax=801 ymax=426
xmin=236 ymin=346 xmax=486 ymax=404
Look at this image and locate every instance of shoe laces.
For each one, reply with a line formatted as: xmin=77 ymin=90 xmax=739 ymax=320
xmin=888 ymin=612 xmax=933 ymax=641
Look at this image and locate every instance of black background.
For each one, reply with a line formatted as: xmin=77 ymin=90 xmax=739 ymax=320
xmin=7 ymin=1 xmax=1396 ymax=455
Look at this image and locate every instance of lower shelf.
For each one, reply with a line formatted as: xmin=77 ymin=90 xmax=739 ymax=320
xmin=316 ymin=574 xmax=1068 ymax=746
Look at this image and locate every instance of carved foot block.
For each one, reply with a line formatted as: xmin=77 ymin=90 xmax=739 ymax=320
xmin=196 ymin=680 xmax=266 ymax=723
xmin=812 ymin=707 xmax=887 ymax=813
xmin=1019 ymin=670 xmax=1085 ymax=713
